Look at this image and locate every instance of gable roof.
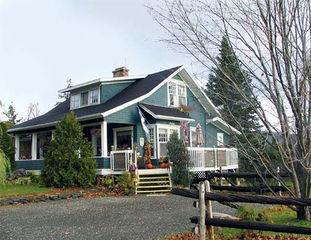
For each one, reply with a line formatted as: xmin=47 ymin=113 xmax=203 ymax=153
xmin=8 ymin=66 xmax=182 ymax=133
xmin=139 ymin=103 xmax=194 ymax=122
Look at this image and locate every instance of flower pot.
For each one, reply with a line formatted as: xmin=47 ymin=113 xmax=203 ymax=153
xmin=147 ymin=163 xmax=153 ymax=169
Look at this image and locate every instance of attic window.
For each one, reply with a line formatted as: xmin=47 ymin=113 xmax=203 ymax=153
xmin=70 ymin=88 xmax=100 ymax=109
xmin=168 ymin=81 xmax=187 ymax=107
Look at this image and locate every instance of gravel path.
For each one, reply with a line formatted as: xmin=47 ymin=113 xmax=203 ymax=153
xmin=0 ymin=194 xmax=235 ymax=240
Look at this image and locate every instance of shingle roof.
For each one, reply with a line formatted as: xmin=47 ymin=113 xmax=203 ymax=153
xmin=139 ymin=103 xmax=193 ymax=121
xmin=8 ymin=66 xmax=181 ymax=133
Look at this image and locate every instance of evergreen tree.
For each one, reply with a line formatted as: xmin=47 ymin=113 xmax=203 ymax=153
xmin=167 ymin=132 xmax=192 ymax=186
xmin=0 ymin=122 xmax=15 ymax=170
xmin=206 ymin=36 xmax=260 ymax=132
xmin=3 ymin=104 xmax=22 ymax=124
xmin=41 ymin=112 xmax=96 ymax=187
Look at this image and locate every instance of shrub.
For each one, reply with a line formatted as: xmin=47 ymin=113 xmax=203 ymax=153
xmin=0 ymin=149 xmax=11 ymax=184
xmin=41 ymin=112 xmax=96 ymax=187
xmin=167 ymin=132 xmax=192 ymax=187
xmin=237 ymin=204 xmax=258 ymax=221
xmin=0 ymin=122 xmax=15 ymax=170
xmin=102 ymin=176 xmax=113 ymax=187
xmin=116 ymin=172 xmax=134 ymax=195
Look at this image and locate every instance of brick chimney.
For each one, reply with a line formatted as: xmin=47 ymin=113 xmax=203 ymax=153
xmin=112 ymin=67 xmax=129 ymax=77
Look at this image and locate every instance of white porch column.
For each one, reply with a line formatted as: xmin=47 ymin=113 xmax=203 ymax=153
xmin=15 ymin=134 xmax=20 ymax=160
xmin=101 ymin=121 xmax=108 ymax=157
xmin=31 ymin=133 xmax=37 ymax=160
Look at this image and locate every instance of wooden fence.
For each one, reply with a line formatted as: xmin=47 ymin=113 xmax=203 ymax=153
xmin=172 ymin=181 xmax=311 ymax=240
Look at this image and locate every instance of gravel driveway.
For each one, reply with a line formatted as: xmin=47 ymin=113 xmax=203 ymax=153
xmin=0 ymin=194 xmax=235 ymax=240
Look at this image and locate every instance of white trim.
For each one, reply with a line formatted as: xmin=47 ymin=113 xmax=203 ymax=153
xmin=101 ymin=121 xmax=108 ymax=157
xmin=31 ymin=133 xmax=37 ymax=160
xmin=102 ymin=67 xmax=184 ymax=117
xmin=58 ymin=75 xmax=146 ymax=93
xmin=148 ymin=124 xmax=156 ymax=158
xmin=206 ymin=117 xmax=241 ymax=135
xmin=113 ymin=126 xmax=134 ymax=151
xmin=139 ymin=104 xmax=194 ymax=122
xmin=15 ymin=135 xmax=20 ymax=161
xmin=101 ymin=80 xmax=135 ymax=85
xmin=7 ymin=113 xmax=104 ymax=133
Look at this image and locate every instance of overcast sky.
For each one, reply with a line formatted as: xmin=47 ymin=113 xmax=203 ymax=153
xmin=0 ymin=0 xmax=195 ymax=120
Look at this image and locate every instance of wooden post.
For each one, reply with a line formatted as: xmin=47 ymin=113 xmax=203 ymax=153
xmin=205 ymin=180 xmax=215 ymax=240
xmin=277 ymin=167 xmax=282 ymax=196
xmin=199 ymin=182 xmax=206 ymax=240
xmin=219 ymin=167 xmax=223 ymax=186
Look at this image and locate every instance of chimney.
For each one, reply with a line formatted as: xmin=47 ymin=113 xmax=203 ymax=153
xmin=112 ymin=67 xmax=129 ymax=77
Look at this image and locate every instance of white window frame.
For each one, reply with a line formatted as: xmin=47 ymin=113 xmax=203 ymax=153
xmin=156 ymin=123 xmax=180 ymax=158
xmin=70 ymin=87 xmax=100 ymax=110
xmin=113 ymin=126 xmax=134 ymax=150
xmin=167 ymin=79 xmax=187 ymax=107
xmin=148 ymin=124 xmax=156 ymax=158
xmin=217 ymin=132 xmax=224 ymax=147
xmin=189 ymin=126 xmax=197 ymax=147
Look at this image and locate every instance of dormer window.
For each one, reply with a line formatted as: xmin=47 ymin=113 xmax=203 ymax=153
xmin=70 ymin=88 xmax=100 ymax=109
xmin=168 ymin=81 xmax=187 ymax=107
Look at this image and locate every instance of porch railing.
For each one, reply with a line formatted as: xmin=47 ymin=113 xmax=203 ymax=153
xmin=110 ymin=150 xmax=133 ymax=171
xmin=187 ymin=147 xmax=238 ymax=171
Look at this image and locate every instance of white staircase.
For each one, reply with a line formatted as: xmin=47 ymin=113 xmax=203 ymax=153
xmin=135 ymin=169 xmax=172 ymax=194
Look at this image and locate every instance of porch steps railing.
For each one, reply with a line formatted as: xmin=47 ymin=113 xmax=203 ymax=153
xmin=135 ymin=171 xmax=172 ymax=195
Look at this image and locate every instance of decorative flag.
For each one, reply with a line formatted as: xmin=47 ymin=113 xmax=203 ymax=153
xmin=182 ymin=120 xmax=189 ymax=146
xmin=137 ymin=107 xmax=149 ymax=139
xmin=196 ymin=123 xmax=205 ymax=146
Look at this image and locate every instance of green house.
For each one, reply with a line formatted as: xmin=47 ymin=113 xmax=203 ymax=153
xmin=8 ymin=66 xmax=239 ymax=179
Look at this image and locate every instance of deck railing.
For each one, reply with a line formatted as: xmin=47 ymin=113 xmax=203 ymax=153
xmin=187 ymin=147 xmax=238 ymax=171
xmin=110 ymin=150 xmax=133 ymax=171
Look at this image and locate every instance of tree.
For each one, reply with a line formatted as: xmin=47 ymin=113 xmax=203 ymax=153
xmin=167 ymin=132 xmax=192 ymax=186
xmin=3 ymin=103 xmax=22 ymax=124
xmin=26 ymin=102 xmax=40 ymax=120
xmin=149 ymin=0 xmax=311 ymax=220
xmin=41 ymin=112 xmax=96 ymax=187
xmin=0 ymin=122 xmax=16 ymax=170
xmin=0 ymin=149 xmax=11 ymax=183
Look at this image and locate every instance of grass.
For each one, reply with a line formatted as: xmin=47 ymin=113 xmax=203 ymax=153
xmin=0 ymin=184 xmax=51 ymax=197
xmin=215 ymin=205 xmax=311 ymax=239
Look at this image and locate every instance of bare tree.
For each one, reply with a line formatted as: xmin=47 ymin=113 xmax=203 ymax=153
xmin=27 ymin=102 xmax=40 ymax=120
xmin=148 ymin=0 xmax=311 ymax=220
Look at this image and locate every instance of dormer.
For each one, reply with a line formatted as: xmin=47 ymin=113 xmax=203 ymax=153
xmin=70 ymin=88 xmax=100 ymax=110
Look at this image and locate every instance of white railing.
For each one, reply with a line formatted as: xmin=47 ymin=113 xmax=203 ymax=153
xmin=110 ymin=150 xmax=133 ymax=171
xmin=187 ymin=147 xmax=238 ymax=171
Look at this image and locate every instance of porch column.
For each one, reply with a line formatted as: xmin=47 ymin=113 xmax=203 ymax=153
xmin=15 ymin=134 xmax=20 ymax=160
xmin=31 ymin=133 xmax=37 ymax=160
xmin=101 ymin=121 xmax=108 ymax=157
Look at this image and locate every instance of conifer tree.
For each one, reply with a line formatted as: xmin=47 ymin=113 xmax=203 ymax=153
xmin=41 ymin=112 xmax=96 ymax=187
xmin=206 ymin=36 xmax=260 ymax=132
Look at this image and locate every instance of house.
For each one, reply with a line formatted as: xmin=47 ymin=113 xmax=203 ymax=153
xmin=8 ymin=66 xmax=239 ymax=192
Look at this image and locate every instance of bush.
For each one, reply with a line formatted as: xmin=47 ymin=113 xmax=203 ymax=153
xmin=41 ymin=112 xmax=96 ymax=187
xmin=0 ymin=149 xmax=11 ymax=184
xmin=167 ymin=132 xmax=192 ymax=187
xmin=102 ymin=176 xmax=113 ymax=187
xmin=237 ymin=204 xmax=258 ymax=221
xmin=116 ymin=172 xmax=134 ymax=195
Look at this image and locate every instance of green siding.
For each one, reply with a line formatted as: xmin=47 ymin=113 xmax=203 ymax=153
xmin=101 ymin=82 xmax=132 ymax=103
xmin=143 ymin=83 xmax=168 ymax=106
xmin=105 ymin=104 xmax=139 ymax=124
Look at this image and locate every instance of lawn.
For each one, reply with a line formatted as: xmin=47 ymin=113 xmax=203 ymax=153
xmin=0 ymin=184 xmax=51 ymax=197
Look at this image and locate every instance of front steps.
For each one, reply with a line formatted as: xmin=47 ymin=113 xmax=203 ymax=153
xmin=135 ymin=170 xmax=172 ymax=194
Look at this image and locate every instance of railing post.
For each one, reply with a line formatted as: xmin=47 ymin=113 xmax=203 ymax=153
xmin=205 ymin=180 xmax=214 ymax=240
xmin=199 ymin=182 xmax=206 ymax=240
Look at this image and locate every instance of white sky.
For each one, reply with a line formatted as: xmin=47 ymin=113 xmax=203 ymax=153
xmin=0 ymin=0 xmax=194 ymax=120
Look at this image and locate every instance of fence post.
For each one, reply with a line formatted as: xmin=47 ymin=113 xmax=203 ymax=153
xmin=277 ymin=166 xmax=282 ymax=196
xmin=219 ymin=167 xmax=223 ymax=186
xmin=205 ymin=180 xmax=215 ymax=240
xmin=199 ymin=182 xmax=206 ymax=240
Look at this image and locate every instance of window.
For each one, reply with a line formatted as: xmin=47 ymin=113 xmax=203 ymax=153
xmin=19 ymin=134 xmax=32 ymax=160
xmin=81 ymin=92 xmax=89 ymax=106
xmin=90 ymin=89 xmax=99 ymax=104
xmin=168 ymin=81 xmax=187 ymax=107
xmin=37 ymin=131 xmax=52 ymax=159
xmin=71 ymin=94 xmax=80 ymax=109
xmin=70 ymin=88 xmax=100 ymax=109
xmin=157 ymin=125 xmax=180 ymax=157
xmin=190 ymin=127 xmax=197 ymax=147
xmin=217 ymin=132 xmax=224 ymax=147
xmin=149 ymin=127 xmax=156 ymax=158
xmin=113 ymin=127 xmax=133 ymax=151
